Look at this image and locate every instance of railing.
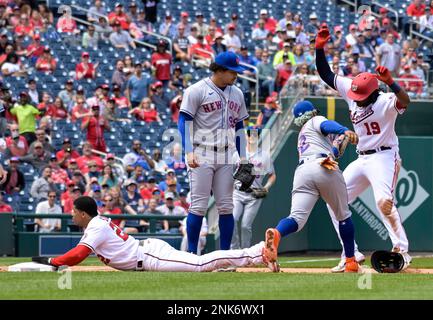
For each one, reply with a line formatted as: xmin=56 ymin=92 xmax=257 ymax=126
xmin=239 ymin=61 xmax=260 ymax=110
xmin=190 ymin=47 xmax=215 ymax=68
xmin=69 ymin=5 xmax=157 ymax=50
xmin=371 ymin=2 xmax=400 ymax=29
xmin=14 ymin=213 xmax=185 ymax=233
xmin=91 ymin=148 xmax=126 ymax=179
xmin=140 ymin=28 xmax=172 ymax=54
xmin=279 ymin=73 xmax=430 ymax=99
xmin=409 ymin=18 xmax=433 ymax=46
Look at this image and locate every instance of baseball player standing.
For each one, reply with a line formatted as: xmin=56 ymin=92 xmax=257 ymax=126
xmin=315 ymin=27 xmax=412 ymax=272
xmin=231 ymin=128 xmax=276 ymax=249
xmin=32 ymin=196 xmax=277 ymax=272
xmin=178 ymin=51 xmax=249 ymax=254
xmin=263 ymin=100 xmax=360 ymax=273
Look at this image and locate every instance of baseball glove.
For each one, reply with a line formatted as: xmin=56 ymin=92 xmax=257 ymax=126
xmin=370 ymin=250 xmax=405 ymax=273
xmin=251 ymin=187 xmax=268 ymax=199
xmin=332 ymin=134 xmax=350 ymax=159
xmin=320 ymin=156 xmax=338 ymax=170
xmin=233 ymin=162 xmax=255 ymax=192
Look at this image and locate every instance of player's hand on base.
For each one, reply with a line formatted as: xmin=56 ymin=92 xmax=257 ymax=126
xmin=32 ymin=256 xmax=52 ymax=266
xmin=186 ymin=152 xmax=200 ymax=168
xmin=344 ymin=130 xmax=359 ymax=145
xmin=375 ymin=66 xmax=394 ymax=86
xmin=315 ymin=27 xmax=331 ymax=49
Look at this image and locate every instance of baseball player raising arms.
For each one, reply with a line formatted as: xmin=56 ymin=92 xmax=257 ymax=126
xmin=32 ymin=196 xmax=278 ymax=272
xmin=231 ymin=128 xmax=276 ymax=250
xmin=315 ymin=26 xmax=412 ymax=272
xmin=263 ymin=100 xmax=360 ymax=273
xmin=178 ymin=51 xmax=249 ymax=254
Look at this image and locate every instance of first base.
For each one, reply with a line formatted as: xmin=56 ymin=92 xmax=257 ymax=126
xmin=8 ymin=262 xmax=56 ymax=272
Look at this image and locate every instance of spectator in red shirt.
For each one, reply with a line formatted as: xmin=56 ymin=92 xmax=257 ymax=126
xmin=56 ymin=138 xmax=80 ymax=169
xmin=0 ymin=191 xmax=13 ymax=213
xmin=108 ymin=3 xmax=131 ymax=30
xmin=76 ymin=142 xmax=104 ymax=174
xmin=151 ymin=40 xmax=172 ymax=87
xmin=100 ymin=193 xmax=124 ymax=227
xmin=275 ymin=58 xmax=293 ymax=91
xmin=30 ymin=10 xmax=45 ymax=32
xmin=14 ymin=13 xmax=35 ymax=38
xmin=399 ymin=64 xmax=424 ymax=97
xmin=48 ymin=154 xmax=69 ymax=186
xmin=256 ymin=9 xmax=278 ymax=34
xmin=26 ymin=34 xmax=44 ymax=63
xmin=35 ymin=47 xmax=57 ymax=73
xmin=71 ymin=96 xmax=91 ymax=122
xmin=170 ymin=94 xmax=182 ymax=123
xmin=56 ymin=9 xmax=79 ymax=34
xmin=44 ymin=97 xmax=68 ymax=120
xmin=128 ymin=97 xmax=161 ymax=123
xmin=62 ymin=185 xmax=82 ymax=214
xmin=112 ymin=84 xmax=130 ymax=109
xmin=4 ymin=123 xmax=29 ymax=158
xmin=81 ymin=105 xmax=110 ymax=152
xmin=189 ymin=34 xmax=213 ymax=67
xmin=407 ymin=0 xmax=426 ymax=17
xmin=175 ymin=191 xmax=190 ymax=212
xmin=61 ymin=180 xmax=76 ymax=209
xmin=140 ymin=176 xmax=161 ymax=202
xmin=76 ymin=52 xmax=98 ymax=80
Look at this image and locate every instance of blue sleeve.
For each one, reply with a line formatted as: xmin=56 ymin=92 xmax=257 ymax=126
xmin=320 ymin=120 xmax=348 ymax=135
xmin=178 ymin=111 xmax=194 ymax=154
xmin=235 ymin=120 xmax=246 ymax=158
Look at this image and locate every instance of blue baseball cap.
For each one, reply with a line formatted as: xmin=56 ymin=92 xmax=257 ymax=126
xmin=214 ymin=51 xmax=246 ymax=74
xmin=293 ymin=100 xmax=316 ymax=118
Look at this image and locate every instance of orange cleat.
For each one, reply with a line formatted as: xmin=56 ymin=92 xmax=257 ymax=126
xmin=344 ymin=257 xmax=359 ymax=273
xmin=263 ymin=228 xmax=281 ymax=263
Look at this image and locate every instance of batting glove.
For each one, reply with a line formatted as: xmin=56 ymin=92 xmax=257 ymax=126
xmin=375 ymin=66 xmax=394 ymax=86
xmin=315 ymin=27 xmax=331 ymax=49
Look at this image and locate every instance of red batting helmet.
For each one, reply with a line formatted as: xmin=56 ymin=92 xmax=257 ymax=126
xmin=346 ymin=72 xmax=379 ymax=101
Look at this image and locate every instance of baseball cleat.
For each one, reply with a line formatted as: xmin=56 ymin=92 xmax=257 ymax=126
xmin=401 ymin=252 xmax=412 ymax=271
xmin=262 ymin=248 xmax=280 ymax=272
xmin=344 ymin=257 xmax=359 ymax=273
xmin=331 ymin=251 xmax=365 ymax=273
xmin=263 ymin=228 xmax=280 ymax=263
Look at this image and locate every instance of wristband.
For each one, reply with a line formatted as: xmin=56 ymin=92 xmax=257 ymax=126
xmin=389 ymin=82 xmax=401 ymax=94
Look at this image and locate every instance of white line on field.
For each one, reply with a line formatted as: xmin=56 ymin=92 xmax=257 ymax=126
xmin=281 ymin=258 xmax=341 ymax=264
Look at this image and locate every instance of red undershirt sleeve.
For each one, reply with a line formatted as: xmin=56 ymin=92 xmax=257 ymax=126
xmin=50 ymin=244 xmax=93 ymax=267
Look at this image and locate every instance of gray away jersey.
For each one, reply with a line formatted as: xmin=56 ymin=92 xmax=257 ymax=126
xmin=180 ymin=78 xmax=249 ymax=148
xmin=297 ymin=115 xmax=336 ymax=159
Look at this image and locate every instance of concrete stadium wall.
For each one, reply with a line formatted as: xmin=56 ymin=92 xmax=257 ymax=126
xmin=251 ymin=98 xmax=433 ymax=253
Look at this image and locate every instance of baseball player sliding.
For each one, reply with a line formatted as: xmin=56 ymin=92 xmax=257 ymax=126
xmin=315 ymin=26 xmax=412 ymax=272
xmin=178 ymin=51 xmax=250 ymax=254
xmin=263 ymin=100 xmax=361 ymax=273
xmin=32 ymin=196 xmax=278 ymax=272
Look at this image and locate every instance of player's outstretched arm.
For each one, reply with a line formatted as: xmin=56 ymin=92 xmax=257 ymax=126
xmin=32 ymin=244 xmax=92 ymax=268
xmin=315 ymin=27 xmax=336 ymax=90
xmin=375 ymin=66 xmax=411 ymax=109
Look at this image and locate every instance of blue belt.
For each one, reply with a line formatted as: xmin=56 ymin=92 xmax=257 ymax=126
xmin=298 ymin=153 xmax=328 ymax=166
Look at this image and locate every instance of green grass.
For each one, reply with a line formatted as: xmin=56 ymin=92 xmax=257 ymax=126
xmin=2 ymin=257 xmax=433 ymax=299
xmin=2 ymin=272 xmax=433 ymax=299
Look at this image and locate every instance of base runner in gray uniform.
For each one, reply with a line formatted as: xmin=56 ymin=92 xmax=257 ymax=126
xmin=178 ymin=52 xmax=249 ymax=254
xmin=262 ymin=100 xmax=361 ymax=273
xmin=231 ymin=128 xmax=276 ymax=249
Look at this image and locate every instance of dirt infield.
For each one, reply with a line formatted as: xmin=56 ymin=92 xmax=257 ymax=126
xmin=2 ymin=265 xmax=433 ymax=274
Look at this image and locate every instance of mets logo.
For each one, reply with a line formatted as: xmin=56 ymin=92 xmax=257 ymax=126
xmin=351 ymin=84 xmax=358 ymax=92
xmin=236 ymin=57 xmax=240 ymax=65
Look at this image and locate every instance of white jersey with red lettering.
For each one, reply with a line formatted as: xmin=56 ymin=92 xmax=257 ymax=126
xmin=79 ymin=215 xmax=139 ymax=270
xmin=327 ymin=75 xmax=410 ymax=258
xmin=78 ymin=215 xmax=267 ymax=272
xmin=334 ymin=76 xmax=406 ymax=152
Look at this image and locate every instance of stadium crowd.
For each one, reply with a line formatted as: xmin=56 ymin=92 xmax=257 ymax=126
xmin=0 ymin=0 xmax=432 ymax=242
